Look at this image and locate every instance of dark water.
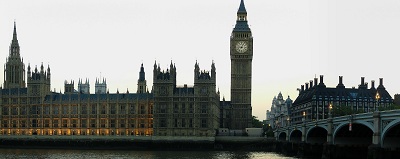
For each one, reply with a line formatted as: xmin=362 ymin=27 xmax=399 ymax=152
xmin=0 ymin=149 xmax=296 ymax=159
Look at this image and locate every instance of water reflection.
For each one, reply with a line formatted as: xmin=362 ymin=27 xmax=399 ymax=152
xmin=0 ymin=149 xmax=296 ymax=159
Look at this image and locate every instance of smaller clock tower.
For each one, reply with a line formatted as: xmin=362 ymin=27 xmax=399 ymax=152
xmin=230 ymin=0 xmax=253 ymax=130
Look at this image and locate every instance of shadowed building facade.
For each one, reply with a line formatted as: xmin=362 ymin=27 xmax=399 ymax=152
xmin=152 ymin=61 xmax=220 ymax=137
xmin=291 ymin=75 xmax=393 ymax=124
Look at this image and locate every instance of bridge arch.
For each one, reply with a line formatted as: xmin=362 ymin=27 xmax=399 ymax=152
xmin=382 ymin=119 xmax=400 ymax=148
xmin=333 ymin=121 xmax=373 ymax=140
xmin=278 ymin=132 xmax=287 ymax=141
xmin=289 ymin=129 xmax=302 ymax=143
xmin=306 ymin=126 xmax=327 ymax=144
xmin=333 ymin=122 xmax=373 ymax=145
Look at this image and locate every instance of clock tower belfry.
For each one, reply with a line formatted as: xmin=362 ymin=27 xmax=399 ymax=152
xmin=230 ymin=0 xmax=253 ymax=130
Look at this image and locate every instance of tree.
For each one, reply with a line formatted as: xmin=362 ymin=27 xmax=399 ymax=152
xmin=252 ymin=116 xmax=262 ymax=128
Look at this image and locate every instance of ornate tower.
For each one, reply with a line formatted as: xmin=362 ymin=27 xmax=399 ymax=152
xmin=78 ymin=78 xmax=90 ymax=94
xmin=95 ymin=78 xmax=107 ymax=94
xmin=4 ymin=22 xmax=26 ymax=88
xmin=27 ymin=63 xmax=51 ymax=97
xmin=137 ymin=63 xmax=147 ymax=93
xmin=64 ymin=80 xmax=75 ymax=94
xmin=230 ymin=0 xmax=253 ymax=129
xmin=152 ymin=61 xmax=176 ymax=136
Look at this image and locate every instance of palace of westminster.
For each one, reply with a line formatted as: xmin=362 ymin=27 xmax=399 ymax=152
xmin=0 ymin=0 xmax=253 ymax=137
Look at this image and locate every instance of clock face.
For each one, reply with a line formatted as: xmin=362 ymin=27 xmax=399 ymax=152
xmin=235 ymin=41 xmax=248 ymax=53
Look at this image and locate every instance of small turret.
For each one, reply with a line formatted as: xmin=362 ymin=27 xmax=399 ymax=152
xmin=64 ymin=80 xmax=75 ymax=94
xmin=78 ymin=78 xmax=90 ymax=94
xmin=95 ymin=77 xmax=107 ymax=94
xmin=137 ymin=63 xmax=147 ymax=94
xmin=47 ymin=65 xmax=51 ymax=79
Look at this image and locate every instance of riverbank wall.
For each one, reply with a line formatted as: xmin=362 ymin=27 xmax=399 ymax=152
xmin=0 ymin=136 xmax=277 ymax=151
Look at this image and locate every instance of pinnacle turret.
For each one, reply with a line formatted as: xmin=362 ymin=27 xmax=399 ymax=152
xmin=10 ymin=21 xmax=20 ymax=56
xmin=139 ymin=63 xmax=145 ymax=82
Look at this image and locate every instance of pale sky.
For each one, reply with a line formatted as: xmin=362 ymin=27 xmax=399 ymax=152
xmin=1 ymin=0 xmax=400 ymax=120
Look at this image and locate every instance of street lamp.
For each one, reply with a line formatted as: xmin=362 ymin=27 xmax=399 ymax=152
xmin=375 ymin=91 xmax=380 ymax=111
xmin=287 ymin=117 xmax=290 ymax=126
xmin=302 ymin=111 xmax=306 ymax=122
xmin=329 ymin=103 xmax=333 ymax=118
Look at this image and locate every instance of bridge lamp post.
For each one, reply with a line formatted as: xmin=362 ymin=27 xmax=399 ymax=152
xmin=286 ymin=117 xmax=290 ymax=127
xmin=375 ymin=91 xmax=380 ymax=112
xmin=302 ymin=111 xmax=306 ymax=142
xmin=329 ymin=103 xmax=333 ymax=118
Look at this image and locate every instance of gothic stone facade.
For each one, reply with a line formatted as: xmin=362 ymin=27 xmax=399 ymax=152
xmin=152 ymin=61 xmax=220 ymax=137
xmin=0 ymin=24 xmax=154 ymax=136
xmin=228 ymin=0 xmax=253 ymax=130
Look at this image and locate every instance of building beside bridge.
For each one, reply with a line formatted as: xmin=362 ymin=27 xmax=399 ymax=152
xmin=291 ymin=75 xmax=393 ymax=124
xmin=266 ymin=92 xmax=292 ymax=129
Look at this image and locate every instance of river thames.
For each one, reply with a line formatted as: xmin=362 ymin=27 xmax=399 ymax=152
xmin=0 ymin=149 xmax=296 ymax=159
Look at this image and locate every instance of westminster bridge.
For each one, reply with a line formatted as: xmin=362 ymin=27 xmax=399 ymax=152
xmin=274 ymin=109 xmax=400 ymax=158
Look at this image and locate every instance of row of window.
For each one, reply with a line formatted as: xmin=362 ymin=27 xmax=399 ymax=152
xmin=158 ymin=118 xmax=208 ymax=128
xmin=1 ymin=119 xmax=152 ymax=129
xmin=2 ymin=130 xmax=152 ymax=136
xmin=2 ymin=104 xmax=152 ymax=115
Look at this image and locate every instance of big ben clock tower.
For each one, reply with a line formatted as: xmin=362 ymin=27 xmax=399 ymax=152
xmin=230 ymin=0 xmax=253 ymax=129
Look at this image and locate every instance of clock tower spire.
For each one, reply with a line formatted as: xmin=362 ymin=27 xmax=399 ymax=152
xmin=229 ymin=0 xmax=253 ymax=130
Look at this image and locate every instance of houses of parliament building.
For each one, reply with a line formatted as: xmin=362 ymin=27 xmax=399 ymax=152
xmin=0 ymin=0 xmax=254 ymax=137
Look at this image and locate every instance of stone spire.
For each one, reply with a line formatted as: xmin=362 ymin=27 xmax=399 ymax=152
xmin=10 ymin=21 xmax=20 ymax=56
xmin=238 ymin=0 xmax=247 ymax=14
xmin=4 ymin=22 xmax=26 ymax=88
xmin=234 ymin=0 xmax=250 ymax=32
xmin=139 ymin=63 xmax=145 ymax=82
